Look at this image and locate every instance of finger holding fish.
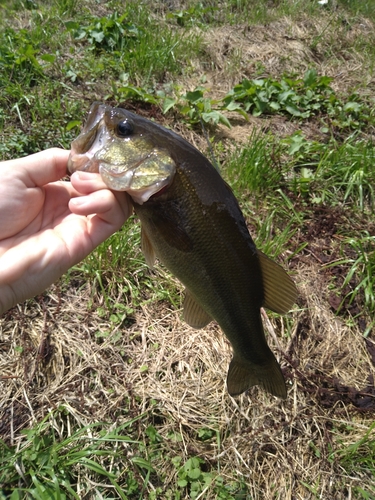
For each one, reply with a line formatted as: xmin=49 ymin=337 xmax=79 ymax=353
xmin=69 ymin=171 xmax=132 ymax=224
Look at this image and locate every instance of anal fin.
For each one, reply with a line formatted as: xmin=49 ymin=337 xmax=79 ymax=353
xmin=183 ymin=289 xmax=212 ymax=329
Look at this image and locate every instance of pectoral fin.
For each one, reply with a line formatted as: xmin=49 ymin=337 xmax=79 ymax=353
xmin=183 ymin=289 xmax=212 ymax=329
xmin=257 ymin=250 xmax=297 ymax=314
xmin=141 ymin=227 xmax=156 ymax=268
xmin=227 ymin=353 xmax=287 ymax=399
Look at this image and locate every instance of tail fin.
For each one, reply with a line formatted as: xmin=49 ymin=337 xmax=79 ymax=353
xmin=227 ymin=354 xmax=287 ymax=399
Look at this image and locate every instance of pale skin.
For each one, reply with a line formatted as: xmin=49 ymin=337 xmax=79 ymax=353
xmin=0 ymin=148 xmax=132 ymax=315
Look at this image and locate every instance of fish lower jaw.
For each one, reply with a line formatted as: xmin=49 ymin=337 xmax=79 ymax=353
xmin=98 ymin=163 xmax=172 ymax=204
xmin=99 ymin=163 xmax=134 ymax=191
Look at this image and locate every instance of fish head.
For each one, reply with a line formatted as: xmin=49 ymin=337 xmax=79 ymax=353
xmin=68 ymin=102 xmax=176 ymax=204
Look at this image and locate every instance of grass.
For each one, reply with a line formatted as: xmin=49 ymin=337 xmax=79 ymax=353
xmin=280 ymin=133 xmax=375 ymax=209
xmin=64 ymin=8 xmax=202 ymax=85
xmin=1 ymin=0 xmax=375 ymax=498
xmin=226 ymin=131 xmax=285 ymax=197
xmin=0 ymin=406 xmax=154 ymax=499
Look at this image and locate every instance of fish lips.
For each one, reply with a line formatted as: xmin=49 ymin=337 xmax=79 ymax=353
xmin=67 ymin=103 xmax=109 ymax=173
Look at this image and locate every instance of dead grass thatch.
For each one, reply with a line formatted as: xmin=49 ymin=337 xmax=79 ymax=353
xmin=1 ymin=262 xmax=375 ymax=498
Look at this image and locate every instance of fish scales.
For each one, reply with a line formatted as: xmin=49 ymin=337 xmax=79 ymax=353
xmin=134 ymin=165 xmax=269 ymax=362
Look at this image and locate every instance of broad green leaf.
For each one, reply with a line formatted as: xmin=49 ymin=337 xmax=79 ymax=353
xmin=188 ymin=467 xmax=202 ymax=479
xmin=224 ymin=101 xmax=242 ymax=111
xmin=303 ymin=68 xmax=317 ymax=87
xmin=185 ymin=90 xmax=204 ymax=103
xmin=344 ymin=102 xmax=361 ymax=113
xmin=65 ymin=21 xmax=79 ymax=30
xmin=285 ymin=104 xmax=302 ymax=116
xmin=162 ymin=97 xmax=177 ymax=114
xmin=252 ymin=78 xmax=265 ymax=86
xmin=269 ymin=101 xmax=281 ymax=111
xmin=217 ymin=113 xmax=232 ymax=128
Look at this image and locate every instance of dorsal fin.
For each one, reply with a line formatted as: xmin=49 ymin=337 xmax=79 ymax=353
xmin=257 ymin=250 xmax=297 ymax=314
xmin=183 ymin=289 xmax=212 ymax=329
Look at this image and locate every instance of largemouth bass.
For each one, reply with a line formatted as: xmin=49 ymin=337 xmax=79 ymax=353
xmin=68 ymin=102 xmax=297 ymax=399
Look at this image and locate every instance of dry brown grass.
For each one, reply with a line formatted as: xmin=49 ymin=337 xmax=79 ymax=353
xmin=1 ymin=261 xmax=375 ymax=498
xmin=197 ymin=14 xmax=375 ymax=91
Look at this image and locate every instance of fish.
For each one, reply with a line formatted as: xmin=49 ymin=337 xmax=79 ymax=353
xmin=68 ymin=102 xmax=297 ymax=399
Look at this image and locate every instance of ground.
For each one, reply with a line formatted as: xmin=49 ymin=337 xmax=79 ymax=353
xmin=1 ymin=2 xmax=375 ymax=499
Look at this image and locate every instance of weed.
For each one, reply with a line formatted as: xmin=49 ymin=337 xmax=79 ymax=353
xmin=115 ymin=84 xmax=159 ymax=105
xmin=166 ymin=3 xmax=217 ymax=28
xmin=225 ymin=131 xmax=284 ymax=197
xmin=0 ymin=407 xmax=152 ymax=499
xmin=174 ymin=456 xmax=249 ymax=499
xmin=337 ymin=233 xmax=375 ymax=317
xmin=333 ymin=421 xmax=375 ymax=482
xmin=222 ymin=69 xmax=336 ymax=118
xmin=0 ymin=28 xmax=45 ymax=86
xmin=163 ymin=86 xmax=232 ymax=128
xmin=66 ymin=13 xmax=140 ymax=53
xmin=151 ymin=70 xmax=375 ymax=133
xmin=53 ymin=0 xmax=79 ymax=16
xmin=65 ymin=8 xmax=202 ymax=85
xmin=282 ymin=133 xmax=375 ymax=208
xmin=338 ymin=0 xmax=375 ymax=18
xmin=328 ymin=139 xmax=375 ymax=210
xmin=222 ymin=69 xmax=375 ymax=131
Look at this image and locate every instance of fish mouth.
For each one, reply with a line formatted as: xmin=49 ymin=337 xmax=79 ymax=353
xmin=67 ymin=151 xmax=97 ymax=173
xmin=68 ymin=103 xmax=109 ymax=174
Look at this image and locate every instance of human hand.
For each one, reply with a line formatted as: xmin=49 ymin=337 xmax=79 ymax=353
xmin=0 ymin=148 xmax=132 ymax=315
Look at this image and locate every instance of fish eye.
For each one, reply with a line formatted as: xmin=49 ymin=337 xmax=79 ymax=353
xmin=116 ymin=119 xmax=133 ymax=137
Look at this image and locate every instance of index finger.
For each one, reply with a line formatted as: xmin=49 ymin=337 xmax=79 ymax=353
xmin=2 ymin=148 xmax=70 ymax=187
